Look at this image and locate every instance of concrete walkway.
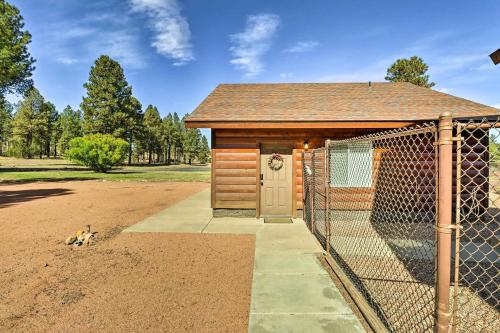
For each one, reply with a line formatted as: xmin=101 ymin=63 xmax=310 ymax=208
xmin=124 ymin=189 xmax=365 ymax=333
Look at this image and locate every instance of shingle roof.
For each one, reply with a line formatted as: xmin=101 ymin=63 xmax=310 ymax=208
xmin=186 ymin=82 xmax=499 ymax=123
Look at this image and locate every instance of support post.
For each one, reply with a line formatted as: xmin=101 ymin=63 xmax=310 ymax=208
xmin=325 ymin=140 xmax=331 ymax=253
xmin=311 ymin=150 xmax=315 ymax=234
xmin=436 ymin=112 xmax=453 ymax=333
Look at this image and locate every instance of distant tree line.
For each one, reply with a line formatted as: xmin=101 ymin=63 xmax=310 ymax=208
xmin=0 ymin=1 xmax=209 ymax=165
xmin=0 ymin=54 xmax=210 ymax=164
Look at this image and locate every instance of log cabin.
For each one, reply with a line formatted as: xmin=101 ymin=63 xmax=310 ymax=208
xmin=185 ymin=82 xmax=499 ymax=218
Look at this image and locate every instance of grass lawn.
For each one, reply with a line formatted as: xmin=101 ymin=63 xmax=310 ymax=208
xmin=0 ymin=157 xmax=211 ymax=182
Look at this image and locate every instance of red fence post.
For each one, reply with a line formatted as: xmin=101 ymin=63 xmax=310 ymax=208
xmin=436 ymin=112 xmax=454 ymax=333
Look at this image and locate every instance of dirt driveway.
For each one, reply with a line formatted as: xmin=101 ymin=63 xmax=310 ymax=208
xmin=0 ymin=181 xmax=255 ymax=332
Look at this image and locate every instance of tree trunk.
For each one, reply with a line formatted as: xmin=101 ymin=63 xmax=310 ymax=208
xmin=148 ymin=147 xmax=152 ymax=164
xmin=27 ymin=133 xmax=32 ymax=159
xmin=128 ymin=134 xmax=133 ymax=165
xmin=46 ymin=140 xmax=51 ymax=159
xmin=167 ymin=143 xmax=171 ymax=165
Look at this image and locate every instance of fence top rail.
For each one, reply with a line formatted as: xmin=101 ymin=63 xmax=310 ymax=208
xmin=327 ymin=122 xmax=437 ymax=146
xmin=454 ymin=116 xmax=500 ymax=129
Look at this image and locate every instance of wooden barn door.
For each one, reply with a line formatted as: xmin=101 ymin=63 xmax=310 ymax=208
xmin=260 ymin=154 xmax=293 ymax=216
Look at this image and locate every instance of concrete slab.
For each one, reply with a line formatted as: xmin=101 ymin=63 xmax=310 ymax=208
xmin=253 ymin=253 xmax=327 ymax=275
xmin=255 ymin=223 xmax=321 ymax=254
xmin=123 ymin=189 xmax=212 ymax=233
xmin=251 ymin=273 xmax=352 ymax=314
xmin=249 ymin=313 xmax=365 ymax=333
xmin=204 ymin=217 xmax=264 ymax=234
xmin=248 ymin=219 xmax=364 ymax=333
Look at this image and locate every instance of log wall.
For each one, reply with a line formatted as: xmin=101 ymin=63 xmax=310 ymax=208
xmin=211 ymin=128 xmax=379 ymax=216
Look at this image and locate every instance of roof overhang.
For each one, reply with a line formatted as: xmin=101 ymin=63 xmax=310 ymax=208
xmin=490 ymin=49 xmax=500 ymax=65
xmin=185 ymin=120 xmax=417 ymax=129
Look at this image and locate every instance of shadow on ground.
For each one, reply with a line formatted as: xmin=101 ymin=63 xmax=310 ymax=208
xmin=0 ymin=167 xmax=86 ymax=172
xmin=0 ymin=188 xmax=73 ymax=208
xmin=0 ymin=178 xmax=98 ymax=185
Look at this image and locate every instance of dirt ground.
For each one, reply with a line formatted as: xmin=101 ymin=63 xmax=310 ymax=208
xmin=0 ymin=181 xmax=256 ymax=332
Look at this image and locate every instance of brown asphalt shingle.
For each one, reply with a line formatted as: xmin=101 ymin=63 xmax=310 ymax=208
xmin=186 ymin=82 xmax=499 ymax=123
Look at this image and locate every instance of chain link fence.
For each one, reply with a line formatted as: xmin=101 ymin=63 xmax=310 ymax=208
xmin=303 ymin=115 xmax=499 ymax=333
xmin=452 ymin=118 xmax=499 ymax=332
xmin=312 ymin=148 xmax=327 ymax=248
xmin=303 ymin=151 xmax=313 ymax=231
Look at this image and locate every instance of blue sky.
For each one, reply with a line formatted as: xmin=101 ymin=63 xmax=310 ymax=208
xmin=8 ymin=0 xmax=500 ymax=140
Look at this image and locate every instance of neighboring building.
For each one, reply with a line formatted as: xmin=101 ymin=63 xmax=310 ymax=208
xmin=185 ymin=82 xmax=499 ymax=218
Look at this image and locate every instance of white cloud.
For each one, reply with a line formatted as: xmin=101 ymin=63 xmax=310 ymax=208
xmin=476 ymin=62 xmax=497 ymax=71
xmin=44 ymin=26 xmax=146 ymax=69
xmin=60 ymin=26 xmax=96 ymax=39
xmin=318 ymin=70 xmax=384 ymax=83
xmin=283 ymin=40 xmax=319 ymax=53
xmin=431 ymin=54 xmax=486 ymax=75
xmin=437 ymin=88 xmax=453 ymax=94
xmin=280 ymin=72 xmax=294 ymax=79
xmin=229 ymin=13 xmax=280 ymax=77
xmin=130 ymin=0 xmax=194 ymax=65
xmin=493 ymin=104 xmax=500 ymax=109
xmin=36 ymin=4 xmax=147 ymax=70
xmin=95 ymin=30 xmax=146 ymax=69
xmin=56 ymin=56 xmax=79 ymax=65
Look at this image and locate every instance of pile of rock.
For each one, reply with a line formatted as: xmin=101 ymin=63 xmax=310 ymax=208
xmin=65 ymin=225 xmax=96 ymax=246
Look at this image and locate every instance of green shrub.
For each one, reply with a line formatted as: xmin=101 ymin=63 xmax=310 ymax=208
xmin=66 ymin=134 xmax=128 ymax=172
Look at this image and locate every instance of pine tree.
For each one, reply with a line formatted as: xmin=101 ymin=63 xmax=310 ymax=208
xmin=162 ymin=113 xmax=175 ymax=165
xmin=198 ymin=135 xmax=210 ymax=164
xmin=171 ymin=112 xmax=183 ymax=163
xmin=81 ymin=55 xmax=133 ymax=137
xmin=12 ymin=87 xmax=44 ymax=158
xmin=0 ymin=95 xmax=13 ymax=155
xmin=51 ymin=113 xmax=62 ymax=158
xmin=0 ymin=0 xmax=36 ymax=96
xmin=37 ymin=101 xmax=58 ymax=158
xmin=125 ymin=96 xmax=143 ymax=165
xmin=59 ymin=105 xmax=82 ymax=154
xmin=142 ymin=105 xmax=162 ymax=164
xmin=385 ymin=56 xmax=435 ymax=88
xmin=183 ymin=128 xmax=201 ymax=165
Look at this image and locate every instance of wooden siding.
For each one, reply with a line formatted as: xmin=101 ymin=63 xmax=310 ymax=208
xmin=294 ymin=149 xmax=304 ymax=211
xmin=212 ymin=128 xmax=381 ymax=215
xmin=213 ymin=148 xmax=258 ymax=209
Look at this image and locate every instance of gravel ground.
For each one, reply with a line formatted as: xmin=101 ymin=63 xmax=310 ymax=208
xmin=0 ymin=181 xmax=255 ymax=332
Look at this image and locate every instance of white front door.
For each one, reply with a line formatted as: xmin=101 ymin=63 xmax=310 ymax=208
xmin=260 ymin=154 xmax=293 ymax=216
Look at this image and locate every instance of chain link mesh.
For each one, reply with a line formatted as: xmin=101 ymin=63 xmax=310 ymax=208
xmin=312 ymin=148 xmax=327 ymax=248
xmin=327 ymin=124 xmax=438 ymax=332
xmin=302 ymin=151 xmax=313 ymax=231
xmin=302 ymin=119 xmax=499 ymax=332
xmin=452 ymin=117 xmax=500 ymax=332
